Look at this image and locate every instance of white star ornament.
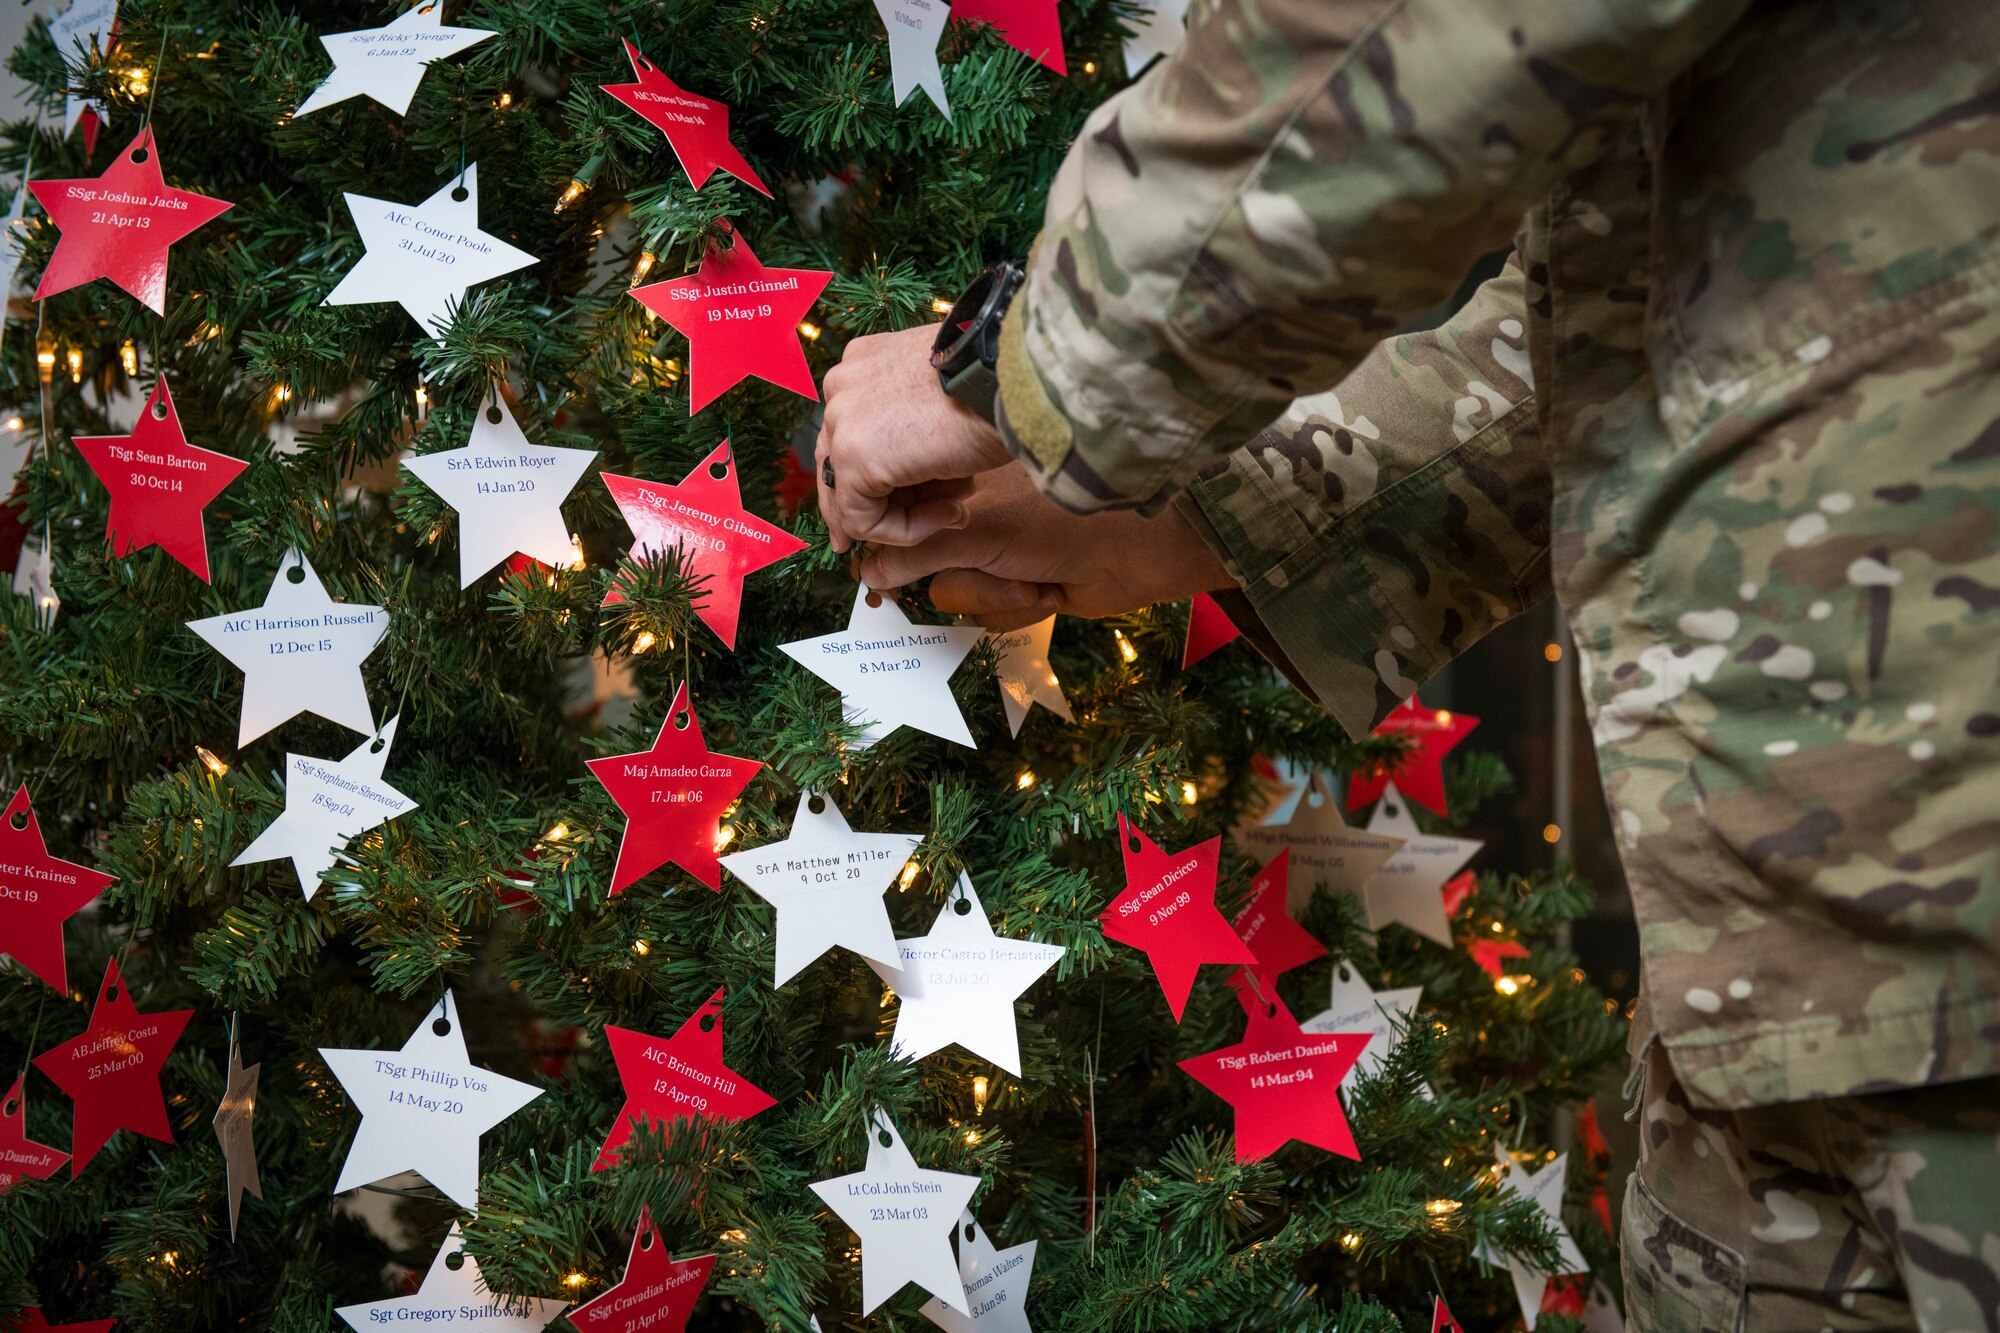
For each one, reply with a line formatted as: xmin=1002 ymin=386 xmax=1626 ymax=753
xmin=296 ymin=4 xmax=497 ymax=119
xmin=1121 ymin=0 xmax=1188 ymax=75
xmin=49 ymin=0 xmax=117 ymax=138
xmin=991 ymin=615 xmax=1071 ymax=737
xmin=871 ymin=873 xmax=1064 ymax=1076
xmin=873 ymin=0 xmax=952 ymax=119
xmin=187 ymin=547 xmax=389 ymax=747
xmin=1475 ymin=1144 xmax=1589 ymax=1327
xmin=810 ymin=1109 xmax=980 ymax=1315
xmin=720 ymin=791 xmax=917 ymax=986
xmin=319 ymin=991 xmax=543 ymax=1211
xmin=336 ymin=1224 xmax=565 ymax=1332
xmin=324 ymin=163 xmax=537 ymax=337
xmin=780 ymin=584 xmax=984 ymax=749
xmin=1235 ymin=775 xmax=1403 ymax=917
xmin=1301 ymin=962 xmax=1424 ymax=1093
xmin=232 ymin=715 xmax=418 ymax=900
xmin=919 ymin=1211 xmax=1038 ymax=1333
xmin=1356 ymin=779 xmax=1479 ymax=945
xmin=403 ymin=392 xmax=596 ymax=585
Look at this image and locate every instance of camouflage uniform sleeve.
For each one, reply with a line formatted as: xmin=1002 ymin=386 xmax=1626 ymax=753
xmin=1175 ymin=254 xmax=1547 ymax=739
xmin=996 ymin=0 xmax=1750 ymax=515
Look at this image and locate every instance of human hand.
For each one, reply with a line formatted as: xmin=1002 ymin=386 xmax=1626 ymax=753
xmin=858 ymin=461 xmax=1233 ymax=633
xmin=816 ymin=323 xmax=1013 ymax=553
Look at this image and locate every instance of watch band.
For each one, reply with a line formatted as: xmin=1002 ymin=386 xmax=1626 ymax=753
xmin=939 ymin=359 xmax=1001 ymax=422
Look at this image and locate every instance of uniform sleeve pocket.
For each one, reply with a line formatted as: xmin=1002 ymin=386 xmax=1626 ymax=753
xmin=1621 ymin=1173 xmax=1747 ymax=1333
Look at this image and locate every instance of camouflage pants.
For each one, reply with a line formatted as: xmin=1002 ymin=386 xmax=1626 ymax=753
xmin=1621 ymin=1038 xmax=2000 ymax=1332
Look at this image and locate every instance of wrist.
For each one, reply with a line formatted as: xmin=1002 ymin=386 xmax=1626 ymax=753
xmin=1133 ymin=504 xmax=1236 ymax=607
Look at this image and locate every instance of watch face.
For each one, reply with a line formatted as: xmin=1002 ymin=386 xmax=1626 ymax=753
xmin=933 ymin=268 xmax=998 ymax=371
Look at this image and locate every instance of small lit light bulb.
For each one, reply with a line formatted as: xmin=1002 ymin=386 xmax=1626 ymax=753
xmin=632 ymin=939 xmax=650 ymax=955
xmin=1082 ymin=60 xmax=1097 ymax=74
xmin=1015 ymin=770 xmax=1035 ymax=791
xmin=565 ymin=1272 xmax=585 ymax=1288
xmin=1180 ymin=781 xmax=1198 ymax=805
xmin=971 ymin=1074 xmax=989 ymax=1116
xmin=67 ymin=348 xmax=82 ymax=384
xmin=1494 ymin=975 xmax=1523 ymax=996
xmin=930 ymin=296 xmax=955 ymax=315
xmin=414 ymin=383 xmax=429 ymax=412
xmin=633 ymin=250 xmax=657 ymax=281
xmin=195 ymin=746 xmax=229 ymax=776
xmin=1339 ymin=1233 xmax=1362 ymax=1253
xmin=1435 ymin=709 xmax=1454 ymax=726
xmin=796 ymin=321 xmax=822 ymax=342
xmin=543 ymin=823 xmax=570 ymax=843
xmin=898 ymin=860 xmax=920 ymax=891
xmin=274 ymin=384 xmax=292 ymax=404
xmin=497 ymin=92 xmax=514 ymax=109
xmin=1113 ymin=630 xmax=1137 ymax=663
xmin=553 ymin=178 xmax=588 ymax=212
xmin=119 ymin=339 xmax=137 ymax=375
xmin=713 ymin=823 xmax=736 ymax=851
xmin=3 ymin=417 xmax=21 ymax=431
xmin=569 ymin=534 xmax=588 ymax=569
xmin=633 ymin=631 xmax=657 ymax=654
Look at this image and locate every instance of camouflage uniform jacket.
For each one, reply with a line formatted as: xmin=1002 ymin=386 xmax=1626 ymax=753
xmin=994 ymin=0 xmax=2000 ymax=1110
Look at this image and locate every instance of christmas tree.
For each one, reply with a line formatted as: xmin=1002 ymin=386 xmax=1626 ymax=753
xmin=0 ymin=1 xmax=1626 ymax=1329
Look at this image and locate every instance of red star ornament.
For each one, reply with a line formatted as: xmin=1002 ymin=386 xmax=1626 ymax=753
xmin=1440 ymin=869 xmax=1476 ymax=919
xmin=1469 ymin=936 xmax=1530 ymax=980
xmin=77 ymin=105 xmax=105 ymax=157
xmin=1100 ymin=815 xmax=1255 ymax=1022
xmin=4 ymin=1311 xmax=115 ymax=1333
xmin=594 ymin=988 xmax=776 ymax=1170
xmin=73 ymin=377 xmax=246 ymax=582
xmin=569 ymin=1209 xmax=715 ymax=1332
xmin=1345 ymin=695 xmax=1479 ymax=817
xmin=1229 ymin=850 xmax=1325 ymax=994
xmin=30 ymin=128 xmax=234 ymax=314
xmin=1177 ymin=993 xmax=1368 ymax=1163
xmin=602 ymin=41 xmax=769 ymax=197
xmin=32 ymin=958 xmax=193 ymax=1176
xmin=1182 ymin=591 xmax=1241 ymax=668
xmin=1431 ymin=1295 xmax=1465 ymax=1333
xmin=630 ymin=232 xmax=833 ymax=415
xmin=602 ymin=442 xmax=808 ymax=648
xmin=954 ymin=0 xmax=1066 ymax=74
xmin=0 ymin=784 xmax=114 ymax=994
xmin=586 ymin=684 xmax=762 ymax=894
xmin=0 ymin=1074 xmax=68 ymax=1188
